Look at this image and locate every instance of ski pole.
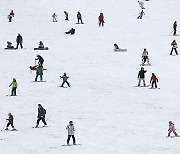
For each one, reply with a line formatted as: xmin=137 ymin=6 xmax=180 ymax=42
xmin=17 ymin=88 xmax=21 ymax=96
xmin=3 ymin=120 xmax=7 ymax=130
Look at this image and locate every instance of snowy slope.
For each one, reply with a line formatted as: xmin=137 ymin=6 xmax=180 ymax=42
xmin=0 ymin=0 xmax=180 ymax=153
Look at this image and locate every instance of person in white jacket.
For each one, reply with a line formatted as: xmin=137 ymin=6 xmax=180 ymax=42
xmin=66 ymin=121 xmax=76 ymax=145
xmin=138 ymin=1 xmax=145 ymax=9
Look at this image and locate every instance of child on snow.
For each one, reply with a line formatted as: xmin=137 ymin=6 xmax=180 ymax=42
xmin=52 ymin=13 xmax=57 ymax=22
xmin=150 ymin=73 xmax=158 ymax=88
xmin=5 ymin=113 xmax=16 ymax=130
xmin=170 ymin=40 xmax=178 ymax=55
xmin=66 ymin=121 xmax=76 ymax=145
xmin=168 ymin=121 xmax=178 ymax=137
xmin=60 ymin=73 xmax=70 ymax=87
xmin=9 ymin=78 xmax=18 ymax=96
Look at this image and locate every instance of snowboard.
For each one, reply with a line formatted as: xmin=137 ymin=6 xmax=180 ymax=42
xmin=114 ymin=49 xmax=127 ymax=52
xmin=62 ymin=144 xmax=82 ymax=146
xmin=34 ymin=47 xmax=49 ymax=50
xmin=5 ymin=48 xmax=17 ymax=50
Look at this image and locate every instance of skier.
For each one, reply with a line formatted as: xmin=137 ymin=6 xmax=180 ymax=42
xmin=5 ymin=113 xmax=16 ymax=130
xmin=168 ymin=121 xmax=178 ymax=137
xmin=98 ymin=13 xmax=104 ymax=27
xmin=9 ymin=78 xmax=18 ymax=96
xmin=170 ymin=40 xmax=178 ymax=55
xmin=137 ymin=67 xmax=147 ymax=86
xmin=142 ymin=48 xmax=149 ymax=65
xmin=35 ymin=65 xmax=43 ymax=81
xmin=35 ymin=55 xmax=44 ymax=67
xmin=137 ymin=1 xmax=145 ymax=9
xmin=60 ymin=72 xmax=70 ymax=87
xmin=137 ymin=10 xmax=145 ymax=19
xmin=64 ymin=11 xmax=69 ymax=20
xmin=150 ymin=73 xmax=158 ymax=88
xmin=52 ymin=13 xmax=57 ymax=22
xmin=35 ymin=104 xmax=47 ymax=128
xmin=66 ymin=121 xmax=76 ymax=145
xmin=173 ymin=21 xmax=177 ymax=35
xmin=7 ymin=41 xmax=14 ymax=48
xmin=38 ymin=41 xmax=44 ymax=49
xmin=114 ymin=44 xmax=119 ymax=50
xmin=77 ymin=12 xmax=83 ymax=24
xmin=65 ymin=28 xmax=75 ymax=35
xmin=16 ymin=33 xmax=23 ymax=49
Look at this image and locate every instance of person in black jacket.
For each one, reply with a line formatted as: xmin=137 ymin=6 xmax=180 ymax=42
xmin=77 ymin=12 xmax=83 ymax=24
xmin=35 ymin=104 xmax=47 ymax=128
xmin=35 ymin=55 xmax=44 ymax=67
xmin=16 ymin=33 xmax=23 ymax=49
xmin=5 ymin=113 xmax=16 ymax=130
xmin=137 ymin=67 xmax=147 ymax=86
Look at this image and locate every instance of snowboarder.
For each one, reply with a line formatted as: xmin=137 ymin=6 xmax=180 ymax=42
xmin=65 ymin=28 xmax=75 ymax=35
xmin=142 ymin=48 xmax=150 ymax=65
xmin=114 ymin=44 xmax=119 ymax=50
xmin=35 ymin=65 xmax=43 ymax=81
xmin=137 ymin=10 xmax=145 ymax=19
xmin=5 ymin=113 xmax=16 ymax=130
xmin=35 ymin=104 xmax=47 ymax=128
xmin=168 ymin=121 xmax=178 ymax=137
xmin=60 ymin=72 xmax=70 ymax=87
xmin=35 ymin=55 xmax=44 ymax=67
xmin=66 ymin=121 xmax=76 ymax=145
xmin=137 ymin=1 xmax=145 ymax=9
xmin=77 ymin=12 xmax=83 ymax=24
xmin=7 ymin=41 xmax=14 ymax=48
xmin=64 ymin=11 xmax=69 ymax=20
xmin=98 ymin=13 xmax=104 ymax=27
xmin=16 ymin=33 xmax=23 ymax=49
xmin=52 ymin=13 xmax=57 ymax=22
xmin=137 ymin=67 xmax=147 ymax=86
xmin=38 ymin=41 xmax=44 ymax=49
xmin=173 ymin=21 xmax=177 ymax=35
xmin=9 ymin=78 xmax=18 ymax=96
xmin=150 ymin=73 xmax=158 ymax=88
xmin=170 ymin=40 xmax=178 ymax=55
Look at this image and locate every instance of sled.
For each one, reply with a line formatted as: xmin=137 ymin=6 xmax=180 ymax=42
xmin=114 ymin=49 xmax=127 ymax=52
xmin=34 ymin=47 xmax=49 ymax=50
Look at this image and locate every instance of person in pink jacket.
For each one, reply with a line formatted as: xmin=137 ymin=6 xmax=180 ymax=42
xmin=168 ymin=121 xmax=178 ymax=137
xmin=52 ymin=13 xmax=57 ymax=22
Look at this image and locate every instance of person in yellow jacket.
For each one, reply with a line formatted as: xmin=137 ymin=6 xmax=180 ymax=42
xmin=9 ymin=78 xmax=18 ymax=96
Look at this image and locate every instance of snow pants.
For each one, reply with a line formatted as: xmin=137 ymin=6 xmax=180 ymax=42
xmin=138 ymin=78 xmax=146 ymax=86
xmin=37 ymin=117 xmax=47 ymax=125
xmin=67 ymin=135 xmax=76 ymax=144
xmin=168 ymin=130 xmax=178 ymax=137
xmin=151 ymin=81 xmax=157 ymax=88
xmin=11 ymin=87 xmax=17 ymax=96
xmin=170 ymin=48 xmax=178 ymax=55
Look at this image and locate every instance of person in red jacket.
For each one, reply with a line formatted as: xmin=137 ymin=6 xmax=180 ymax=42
xmin=150 ymin=73 xmax=158 ymax=88
xmin=170 ymin=40 xmax=178 ymax=55
xmin=98 ymin=13 xmax=104 ymax=27
xmin=173 ymin=21 xmax=177 ymax=35
xmin=64 ymin=11 xmax=69 ymax=20
xmin=52 ymin=13 xmax=57 ymax=22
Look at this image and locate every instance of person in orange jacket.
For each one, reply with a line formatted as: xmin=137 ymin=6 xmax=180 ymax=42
xmin=150 ymin=73 xmax=158 ymax=88
xmin=52 ymin=13 xmax=57 ymax=22
xmin=173 ymin=21 xmax=177 ymax=35
xmin=170 ymin=40 xmax=178 ymax=55
xmin=98 ymin=13 xmax=104 ymax=27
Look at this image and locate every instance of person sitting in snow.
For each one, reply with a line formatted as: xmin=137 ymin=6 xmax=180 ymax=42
xmin=168 ymin=121 xmax=178 ymax=137
xmin=5 ymin=113 xmax=16 ymax=131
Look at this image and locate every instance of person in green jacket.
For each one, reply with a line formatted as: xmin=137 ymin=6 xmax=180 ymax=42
xmin=9 ymin=78 xmax=18 ymax=96
xmin=60 ymin=72 xmax=70 ymax=87
xmin=137 ymin=10 xmax=145 ymax=19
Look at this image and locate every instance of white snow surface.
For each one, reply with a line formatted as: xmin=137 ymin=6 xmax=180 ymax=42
xmin=0 ymin=0 xmax=180 ymax=153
